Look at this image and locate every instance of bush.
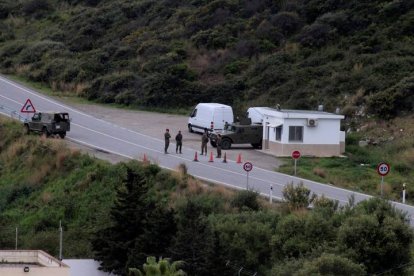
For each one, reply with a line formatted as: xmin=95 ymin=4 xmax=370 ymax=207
xmin=298 ymin=23 xmax=333 ymax=47
xmin=230 ymin=190 xmax=260 ymax=211
xmin=271 ymin=12 xmax=303 ymax=35
xmin=282 ymin=182 xmax=316 ymax=210
xmin=18 ymin=40 xmax=66 ymax=64
xmin=297 ymin=254 xmax=366 ymax=275
xmin=22 ymin=0 xmax=51 ymax=17
xmin=86 ymin=72 xmax=143 ymax=104
xmin=367 ymin=76 xmax=414 ymax=118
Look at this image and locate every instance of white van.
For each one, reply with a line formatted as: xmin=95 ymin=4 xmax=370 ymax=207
xmin=188 ymin=103 xmax=233 ymax=133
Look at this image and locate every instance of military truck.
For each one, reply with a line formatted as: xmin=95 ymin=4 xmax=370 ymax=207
xmin=24 ymin=112 xmax=70 ymax=138
xmin=209 ymin=122 xmax=263 ymax=149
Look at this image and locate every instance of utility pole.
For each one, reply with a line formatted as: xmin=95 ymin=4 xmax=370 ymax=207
xmin=15 ymin=227 xmax=18 ymax=250
xmin=59 ymin=220 xmax=63 ymax=260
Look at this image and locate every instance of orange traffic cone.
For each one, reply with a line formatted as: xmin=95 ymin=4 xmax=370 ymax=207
xmin=236 ymin=153 xmax=242 ymax=164
xmin=209 ymin=151 xmax=214 ymax=162
xmin=193 ymin=151 xmax=199 ymax=162
xmin=222 ymin=152 xmax=227 ymax=163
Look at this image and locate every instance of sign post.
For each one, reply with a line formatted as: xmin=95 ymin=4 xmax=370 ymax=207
xmin=403 ymin=183 xmax=406 ymax=204
xmin=243 ymin=162 xmax=253 ymax=190
xmin=377 ymin=162 xmax=390 ymax=197
xmin=291 ymin=150 xmax=301 ymax=176
xmin=269 ymin=185 xmax=273 ymax=203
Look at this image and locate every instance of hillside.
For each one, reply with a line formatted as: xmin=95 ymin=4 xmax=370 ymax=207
xmin=0 ymin=0 xmax=413 ymax=117
xmin=1 ymin=116 xmax=414 ymax=275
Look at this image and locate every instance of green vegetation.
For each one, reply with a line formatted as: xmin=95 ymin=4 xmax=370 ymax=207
xmin=1 ymin=116 xmax=414 ymax=275
xmin=0 ymin=0 xmax=413 ymax=117
xmin=279 ymin=116 xmax=414 ymax=202
xmin=1 ymin=0 xmax=414 ymax=202
xmin=129 ymin=257 xmax=186 ymax=276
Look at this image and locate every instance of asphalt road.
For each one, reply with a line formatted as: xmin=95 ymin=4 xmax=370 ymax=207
xmin=1 ymin=75 xmax=414 ymax=225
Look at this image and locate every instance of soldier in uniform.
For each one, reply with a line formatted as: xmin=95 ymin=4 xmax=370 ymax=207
xmin=164 ymin=128 xmax=171 ymax=154
xmin=175 ymin=130 xmax=183 ymax=154
xmin=216 ymin=133 xmax=222 ymax=158
xmin=201 ymin=128 xmax=209 ymax=155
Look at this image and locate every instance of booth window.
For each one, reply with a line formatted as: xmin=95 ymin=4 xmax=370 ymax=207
xmin=275 ymin=126 xmax=282 ymax=141
xmin=289 ymin=126 xmax=303 ymax=142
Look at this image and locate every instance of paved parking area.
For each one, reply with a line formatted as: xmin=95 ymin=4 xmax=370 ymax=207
xmin=70 ymin=103 xmax=283 ymax=170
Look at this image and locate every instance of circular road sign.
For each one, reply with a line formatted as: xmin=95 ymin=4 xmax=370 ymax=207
xmin=292 ymin=150 xmax=301 ymax=159
xmin=377 ymin=162 xmax=390 ymax=176
xmin=243 ymin=162 xmax=253 ymax=172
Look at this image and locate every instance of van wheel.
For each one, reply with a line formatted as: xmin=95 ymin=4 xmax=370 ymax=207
xmin=188 ymin=124 xmax=193 ymax=133
xmin=59 ymin=132 xmax=66 ymax=139
xmin=221 ymin=138 xmax=231 ymax=150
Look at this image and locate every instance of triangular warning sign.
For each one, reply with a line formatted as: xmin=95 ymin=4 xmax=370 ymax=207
xmin=21 ymin=99 xmax=36 ymax=113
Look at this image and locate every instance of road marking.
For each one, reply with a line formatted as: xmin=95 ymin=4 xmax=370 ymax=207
xmin=0 ymin=84 xmax=380 ymax=199
xmin=0 ymin=76 xmax=164 ymax=142
xmin=1 ymin=76 xmax=412 ymax=218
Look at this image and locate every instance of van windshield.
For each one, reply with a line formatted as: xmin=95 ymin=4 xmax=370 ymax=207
xmin=190 ymin=109 xmax=197 ymax=117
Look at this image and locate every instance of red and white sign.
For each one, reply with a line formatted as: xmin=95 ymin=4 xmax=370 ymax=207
xmin=21 ymin=99 xmax=36 ymax=113
xmin=292 ymin=150 xmax=301 ymax=159
xmin=243 ymin=162 xmax=253 ymax=172
xmin=377 ymin=162 xmax=390 ymax=176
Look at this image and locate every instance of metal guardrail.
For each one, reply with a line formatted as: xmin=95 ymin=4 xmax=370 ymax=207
xmin=0 ymin=104 xmax=28 ymax=122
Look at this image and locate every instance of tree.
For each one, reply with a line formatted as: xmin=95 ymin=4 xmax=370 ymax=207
xmin=169 ymin=200 xmax=215 ymax=276
xmin=92 ymin=165 xmax=176 ymax=275
xmin=129 ymin=256 xmax=186 ymax=276
xmin=282 ymin=182 xmax=316 ymax=210
xmin=337 ymin=198 xmax=413 ymax=274
xmin=271 ymin=212 xmax=335 ymax=260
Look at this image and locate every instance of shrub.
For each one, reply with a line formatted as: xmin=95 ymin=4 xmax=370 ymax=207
xmin=230 ymin=190 xmax=260 ymax=211
xmin=271 ymin=12 xmax=303 ymax=35
xmin=298 ymin=23 xmax=333 ymax=47
xmin=297 ymin=254 xmax=366 ymax=275
xmin=0 ymin=0 xmax=19 ymax=19
xmin=367 ymin=76 xmax=414 ymax=118
xmin=22 ymin=0 xmax=51 ymax=17
xmin=86 ymin=72 xmax=143 ymax=103
xmin=18 ymin=40 xmax=66 ymax=64
xmin=282 ymin=182 xmax=316 ymax=210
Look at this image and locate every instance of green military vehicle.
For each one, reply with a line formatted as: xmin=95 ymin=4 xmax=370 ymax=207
xmin=209 ymin=122 xmax=263 ymax=149
xmin=24 ymin=112 xmax=70 ymax=138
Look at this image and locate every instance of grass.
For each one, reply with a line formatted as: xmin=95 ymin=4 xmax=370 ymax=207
xmin=278 ymin=117 xmax=414 ymax=202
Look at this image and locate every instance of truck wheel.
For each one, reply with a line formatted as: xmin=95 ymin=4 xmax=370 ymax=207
xmin=221 ymin=138 xmax=231 ymax=150
xmin=59 ymin=132 xmax=66 ymax=139
xmin=42 ymin=127 xmax=50 ymax=138
xmin=251 ymin=142 xmax=262 ymax=149
xmin=25 ymin=124 xmax=30 ymax=134
xmin=188 ymin=124 xmax=194 ymax=133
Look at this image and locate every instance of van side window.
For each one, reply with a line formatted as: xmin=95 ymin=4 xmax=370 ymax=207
xmin=190 ymin=109 xmax=197 ymax=117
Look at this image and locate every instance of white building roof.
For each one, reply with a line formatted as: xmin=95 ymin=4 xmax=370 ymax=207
xmin=253 ymin=107 xmax=344 ymax=120
xmin=0 ymin=250 xmax=68 ymax=268
xmin=63 ymin=259 xmax=113 ymax=276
